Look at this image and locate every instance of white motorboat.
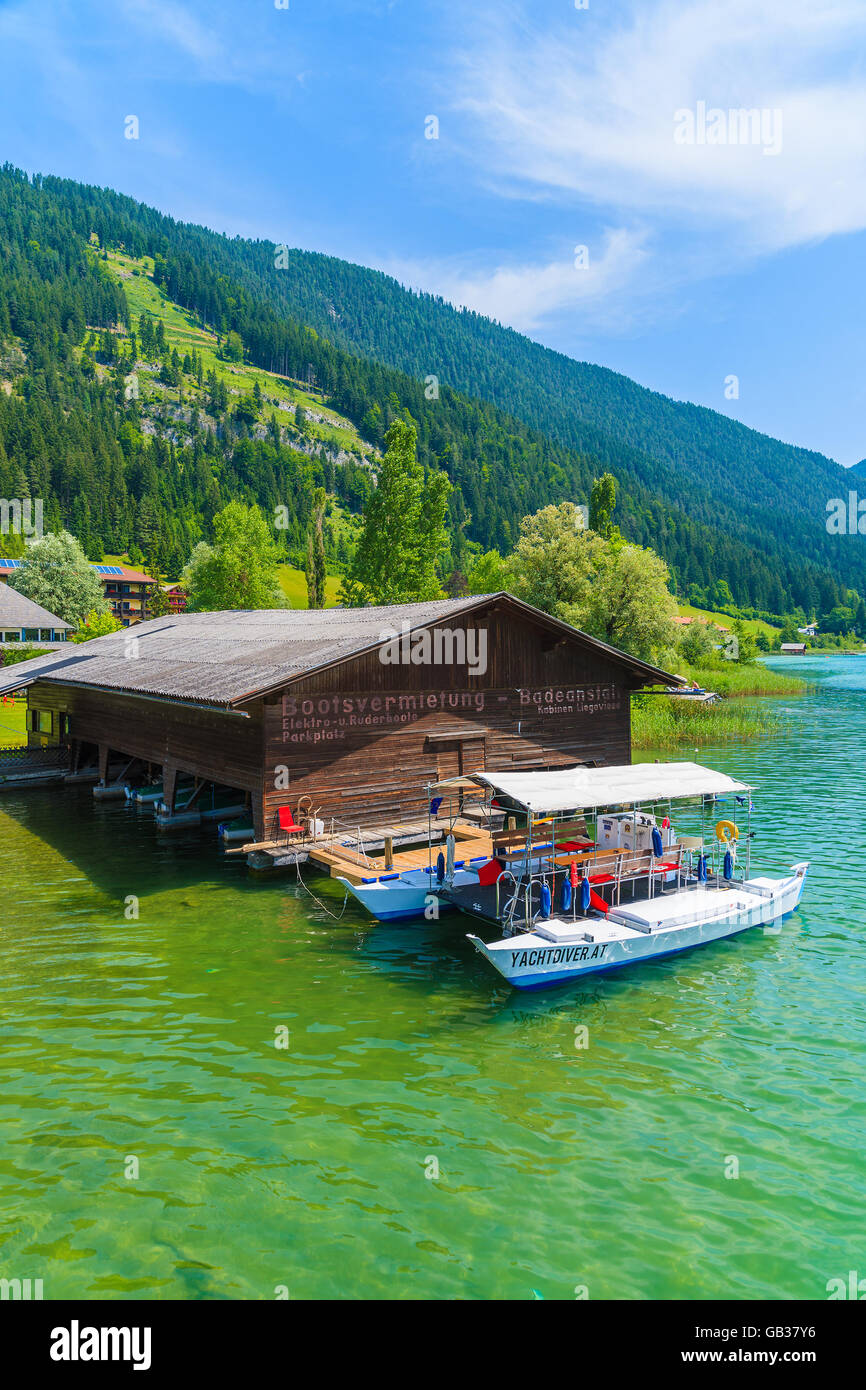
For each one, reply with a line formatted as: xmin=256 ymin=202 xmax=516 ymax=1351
xmin=219 ymin=817 xmax=256 ymax=844
xmin=339 ymin=861 xmax=490 ymax=922
xmin=460 ymin=763 xmax=808 ymax=989
xmin=468 ymin=867 xmax=808 ymax=989
xmin=335 ymin=760 xmax=808 ymax=989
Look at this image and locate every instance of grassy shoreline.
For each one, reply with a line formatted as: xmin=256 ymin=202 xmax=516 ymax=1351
xmin=632 ymin=661 xmax=809 ymax=750
xmin=0 ymin=699 xmax=27 ymax=748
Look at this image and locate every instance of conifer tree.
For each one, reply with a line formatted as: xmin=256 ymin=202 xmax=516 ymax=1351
xmin=305 ymin=488 xmax=327 ymax=608
xmin=339 ymin=422 xmax=451 ymax=605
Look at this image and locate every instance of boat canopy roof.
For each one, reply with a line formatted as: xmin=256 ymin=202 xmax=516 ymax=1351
xmin=471 ymin=762 xmax=753 ymax=814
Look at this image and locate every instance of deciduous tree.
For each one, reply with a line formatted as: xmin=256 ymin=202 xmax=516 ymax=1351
xmin=9 ymin=531 xmax=108 ymax=627
xmin=577 ymin=541 xmax=679 ymax=664
xmin=182 ymin=502 xmax=284 ymax=610
xmin=509 ymin=502 xmax=601 ymax=619
xmin=589 ymin=472 xmax=618 ymax=540
xmin=72 ymin=609 xmax=123 ymax=643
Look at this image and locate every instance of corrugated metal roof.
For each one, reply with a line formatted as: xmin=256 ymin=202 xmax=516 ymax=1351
xmin=0 ymin=595 xmax=680 ymax=706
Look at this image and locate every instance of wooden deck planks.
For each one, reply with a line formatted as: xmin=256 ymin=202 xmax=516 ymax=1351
xmin=309 ymin=831 xmax=495 ymax=881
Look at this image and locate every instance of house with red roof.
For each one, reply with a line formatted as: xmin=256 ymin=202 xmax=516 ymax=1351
xmin=0 ymin=559 xmax=155 ymax=627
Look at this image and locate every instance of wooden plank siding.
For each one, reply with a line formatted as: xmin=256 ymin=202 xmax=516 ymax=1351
xmin=25 ymin=601 xmax=645 ymax=842
xmin=28 ymin=684 xmax=266 ymax=831
xmin=259 ymin=607 xmax=631 ymax=835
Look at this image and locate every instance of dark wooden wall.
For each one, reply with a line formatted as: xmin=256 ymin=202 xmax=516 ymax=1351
xmin=29 ymin=683 xmax=265 ymax=831
xmin=27 ymin=603 xmax=640 ymax=839
xmin=259 ymin=607 xmax=633 ymax=834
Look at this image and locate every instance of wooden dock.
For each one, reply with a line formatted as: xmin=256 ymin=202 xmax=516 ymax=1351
xmin=229 ymin=817 xmax=495 ymax=882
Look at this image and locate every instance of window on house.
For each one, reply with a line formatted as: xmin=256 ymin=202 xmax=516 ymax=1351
xmin=31 ymin=711 xmax=52 ymax=734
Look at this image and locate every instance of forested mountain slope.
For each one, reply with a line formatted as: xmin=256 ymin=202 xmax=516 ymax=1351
xmin=206 ymin=242 xmax=853 ymax=532
xmin=0 ymin=163 xmax=862 ymax=616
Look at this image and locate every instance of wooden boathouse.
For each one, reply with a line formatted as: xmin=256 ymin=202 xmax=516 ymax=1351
xmin=0 ymin=593 xmax=677 ymax=842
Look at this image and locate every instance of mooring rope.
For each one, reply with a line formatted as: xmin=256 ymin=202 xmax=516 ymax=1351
xmin=294 ymin=855 xmax=352 ymax=920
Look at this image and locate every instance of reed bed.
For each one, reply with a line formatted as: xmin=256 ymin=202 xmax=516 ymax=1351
xmin=687 ymin=664 xmax=808 ymax=698
xmin=632 ymin=695 xmax=785 ymax=749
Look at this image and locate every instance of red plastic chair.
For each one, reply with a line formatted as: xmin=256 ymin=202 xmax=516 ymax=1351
xmin=278 ymin=807 xmax=305 ymax=840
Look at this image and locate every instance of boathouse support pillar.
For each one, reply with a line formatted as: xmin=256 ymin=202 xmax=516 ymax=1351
xmin=163 ymin=764 xmax=178 ymax=813
xmin=97 ymin=743 xmax=110 ymax=784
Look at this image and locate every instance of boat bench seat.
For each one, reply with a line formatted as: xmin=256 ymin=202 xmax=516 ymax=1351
xmin=609 ymin=887 xmax=754 ymax=932
xmin=535 ymin=917 xmax=640 ymax=945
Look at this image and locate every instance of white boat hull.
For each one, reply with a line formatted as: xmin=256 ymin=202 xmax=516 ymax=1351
xmin=338 ymin=848 xmax=555 ymax=922
xmin=339 ymin=862 xmax=683 ymax=927
xmin=219 ymin=820 xmax=255 ymax=843
xmin=337 ymin=865 xmax=484 ymax=921
xmin=468 ymin=864 xmax=809 ymax=989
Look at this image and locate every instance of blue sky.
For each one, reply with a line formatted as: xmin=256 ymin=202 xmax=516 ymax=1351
xmin=1 ymin=0 xmax=865 ymax=464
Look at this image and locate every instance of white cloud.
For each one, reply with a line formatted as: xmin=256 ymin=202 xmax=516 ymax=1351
xmin=126 ymin=0 xmax=225 ymax=71
xmin=450 ymin=0 xmax=866 ymax=252
xmin=383 ymin=228 xmax=650 ymax=334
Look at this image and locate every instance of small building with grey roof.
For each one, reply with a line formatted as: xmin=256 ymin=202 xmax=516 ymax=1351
xmin=0 ymin=585 xmax=72 ymax=647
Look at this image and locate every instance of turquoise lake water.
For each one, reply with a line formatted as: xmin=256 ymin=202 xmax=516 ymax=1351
xmin=0 ymin=655 xmax=864 ymax=1300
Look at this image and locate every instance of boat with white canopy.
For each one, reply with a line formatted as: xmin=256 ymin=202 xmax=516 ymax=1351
xmin=336 ymin=759 xmax=807 ymax=989
xmin=459 ymin=762 xmax=808 ymax=988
